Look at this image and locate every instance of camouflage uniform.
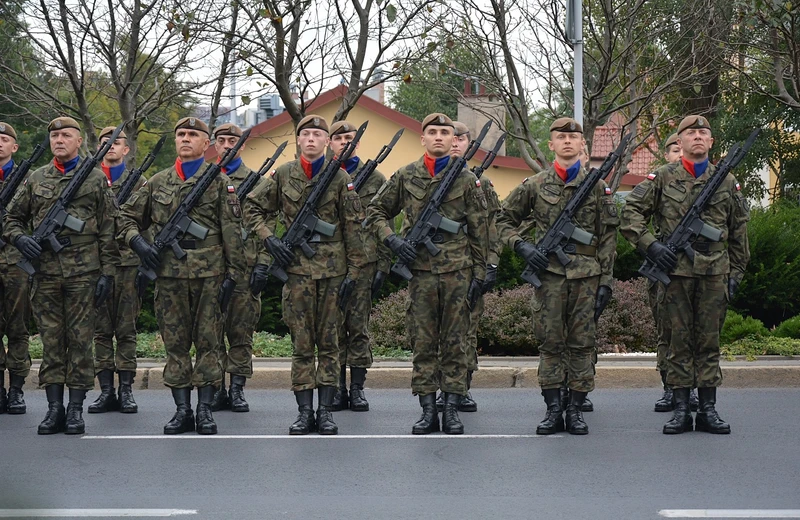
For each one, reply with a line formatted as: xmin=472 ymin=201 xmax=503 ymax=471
xmin=620 ymin=160 xmax=750 ymax=388
xmin=364 ymin=156 xmax=489 ymax=396
xmin=496 ymin=166 xmax=618 ymax=392
xmin=244 ymin=159 xmax=366 ymax=391
xmin=117 ymin=163 xmax=245 ymax=389
xmin=3 ymin=162 xmax=119 ymax=390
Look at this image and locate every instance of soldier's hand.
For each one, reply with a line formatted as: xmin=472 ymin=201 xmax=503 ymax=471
xmin=646 ymin=242 xmax=678 ymax=272
xmin=14 ymin=235 xmax=42 ymax=260
xmin=217 ymin=274 xmax=237 ymax=313
xmin=265 ymin=236 xmax=295 ymax=266
xmin=482 ymin=264 xmax=498 ymax=294
xmin=249 ymin=263 xmax=269 ymax=295
xmin=371 ymin=270 xmax=387 ymax=300
xmin=515 ymin=240 xmax=548 ymax=271
xmin=467 ymin=278 xmax=484 ymax=311
xmin=593 ymin=284 xmax=613 ymax=321
xmin=728 ymin=277 xmax=739 ymax=300
xmin=130 ymin=234 xmax=161 ymax=271
xmin=384 ymin=234 xmax=416 ymax=264
xmin=94 ymin=274 xmax=114 ymax=308
xmin=337 ymin=276 xmax=356 ymax=311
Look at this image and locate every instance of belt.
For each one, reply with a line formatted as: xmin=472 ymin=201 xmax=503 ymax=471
xmin=692 ymin=241 xmax=726 ymax=254
xmin=563 ymin=243 xmax=597 ymax=256
xmin=178 ymin=235 xmax=222 ymax=250
xmin=430 ymin=227 xmax=467 ymax=244
xmin=56 ymin=234 xmax=98 ymax=247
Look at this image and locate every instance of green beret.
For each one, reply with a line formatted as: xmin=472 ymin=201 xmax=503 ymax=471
xmin=421 ymin=113 xmax=454 ymax=132
xmin=452 ymin=121 xmax=470 ymax=137
xmin=296 ymin=115 xmax=329 ymax=136
xmin=174 ymin=117 xmax=210 ymax=136
xmin=329 ymin=121 xmax=358 ymax=137
xmin=665 ymin=133 xmax=679 ymax=149
xmin=99 ymin=126 xmax=127 ymax=141
xmin=549 ymin=117 xmax=582 ymax=134
xmin=677 ymin=115 xmax=711 ymax=135
xmin=48 ymin=117 xmax=81 ymax=133
xmin=0 ymin=122 xmax=17 ymax=141
xmin=213 ymin=123 xmax=243 ymax=139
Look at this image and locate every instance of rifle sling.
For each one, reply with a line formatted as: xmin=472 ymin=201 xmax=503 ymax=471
xmin=177 ymin=235 xmax=222 ymax=250
xmin=49 ymin=234 xmax=98 ymax=248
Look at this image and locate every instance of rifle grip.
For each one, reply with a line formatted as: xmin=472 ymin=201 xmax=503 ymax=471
xmin=638 ymin=262 xmax=672 ymax=286
xmin=521 ymin=266 xmax=542 ymax=288
xmin=555 ymin=247 xmax=571 ymax=266
xmin=300 ymin=241 xmax=316 ymax=259
xmin=47 ymin=234 xmax=64 ymax=253
xmin=390 ymin=261 xmax=413 ymax=281
xmin=422 ymin=236 xmax=441 ymax=256
xmin=16 ymin=259 xmax=36 ymax=277
xmin=267 ymin=263 xmax=289 ymax=283
xmin=170 ymin=241 xmax=187 ymax=260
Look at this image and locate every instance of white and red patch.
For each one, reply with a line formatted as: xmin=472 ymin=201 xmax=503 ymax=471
xmin=647 ymin=172 xmax=657 ymax=180
xmin=142 ymin=180 xmax=147 ymax=187
xmin=107 ymin=179 xmax=112 ymax=187
xmin=735 ymin=182 xmax=741 ymax=191
xmin=269 ymin=169 xmax=276 ymax=177
xmin=489 ymin=180 xmax=494 ymax=187
xmin=604 ymin=186 xmax=612 ymax=195
xmin=475 ymin=180 xmax=481 ymax=188
xmin=227 ymin=185 xmax=235 ymax=193
xmin=346 ymin=182 xmax=355 ymax=191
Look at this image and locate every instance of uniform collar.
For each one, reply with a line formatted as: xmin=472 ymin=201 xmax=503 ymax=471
xmin=681 ymin=157 xmax=709 ymax=178
xmin=175 ymin=156 xmax=205 ymax=181
xmin=423 ymin=153 xmax=450 ymax=177
xmin=54 ymin=156 xmax=81 ymax=174
xmin=221 ymin=156 xmax=243 ymax=175
xmin=0 ymin=159 xmax=13 ymax=180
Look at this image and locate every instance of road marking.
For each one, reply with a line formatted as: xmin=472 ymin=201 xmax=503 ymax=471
xmin=83 ymin=434 xmax=559 ymax=440
xmin=0 ymin=510 xmax=197 ymax=517
xmin=659 ymin=510 xmax=800 ymax=518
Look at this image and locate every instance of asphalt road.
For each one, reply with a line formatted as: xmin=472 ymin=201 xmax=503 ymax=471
xmin=0 ymin=388 xmax=798 ymax=519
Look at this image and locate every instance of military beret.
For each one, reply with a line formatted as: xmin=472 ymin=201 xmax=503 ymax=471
xmin=665 ymin=133 xmax=679 ymax=149
xmin=329 ymin=121 xmax=358 ymax=137
xmin=549 ymin=117 xmax=582 ymax=134
xmin=174 ymin=117 xmax=210 ymax=135
xmin=0 ymin=122 xmax=17 ymax=141
xmin=213 ymin=123 xmax=243 ymax=139
xmin=452 ymin=121 xmax=470 ymax=137
xmin=677 ymin=115 xmax=711 ymax=135
xmin=296 ymin=115 xmax=329 ymax=136
xmin=48 ymin=116 xmax=81 ymax=133
xmin=421 ymin=113 xmax=454 ymax=132
xmin=98 ymin=126 xmax=127 ymax=141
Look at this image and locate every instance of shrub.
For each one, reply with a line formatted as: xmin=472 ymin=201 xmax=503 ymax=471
xmin=613 ymin=231 xmax=642 ymax=281
xmin=722 ymin=336 xmax=800 ymax=360
xmin=369 ymin=288 xmax=408 ymax=351
xmin=773 ymin=315 xmax=800 ymax=339
xmin=479 ymin=286 xmax=536 ymax=355
xmin=720 ymin=310 xmax=769 ymax=345
xmin=596 ymin=277 xmax=658 ymax=353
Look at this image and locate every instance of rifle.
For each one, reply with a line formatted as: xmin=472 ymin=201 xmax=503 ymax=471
xmin=471 ymin=133 xmax=506 ymax=179
xmin=520 ymin=133 xmax=632 ymax=288
xmin=390 ymin=120 xmax=492 ymax=281
xmin=260 ymin=121 xmax=368 ymax=285
xmin=135 ymin=127 xmax=252 ymax=296
xmin=236 ymin=140 xmax=288 ymax=203
xmin=0 ymin=134 xmax=50 ymax=248
xmin=116 ymin=135 xmax=167 ymax=205
xmin=638 ymin=128 xmax=759 ymax=286
xmin=351 ymin=128 xmax=404 ymax=193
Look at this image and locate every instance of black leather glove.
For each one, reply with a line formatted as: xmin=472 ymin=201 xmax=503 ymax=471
xmin=265 ymin=236 xmax=295 ymax=266
xmin=371 ymin=270 xmax=387 ymax=300
xmin=728 ymin=277 xmax=739 ymax=300
xmin=482 ymin=264 xmax=498 ymax=294
xmin=467 ymin=278 xmax=484 ymax=311
xmin=593 ymin=284 xmax=613 ymax=321
xmin=217 ymin=274 xmax=236 ymax=313
xmin=94 ymin=275 xmax=114 ymax=308
xmin=646 ymin=241 xmax=678 ymax=272
xmin=14 ymin=235 xmax=42 ymax=261
xmin=515 ymin=240 xmax=549 ymax=271
xmin=249 ymin=263 xmax=269 ymax=295
xmin=384 ymin=234 xmax=417 ymax=264
xmin=130 ymin=234 xmax=161 ymax=272
xmin=337 ymin=276 xmax=356 ymax=311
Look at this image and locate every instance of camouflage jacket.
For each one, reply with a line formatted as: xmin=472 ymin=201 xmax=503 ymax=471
xmin=109 ymin=167 xmax=146 ymax=268
xmin=3 ymin=160 xmax=120 ymax=277
xmin=496 ymin=165 xmax=618 ymax=287
xmin=478 ymin=173 xmax=502 ymax=266
xmin=0 ymin=168 xmax=32 ymax=266
xmin=349 ymin=159 xmax=392 ymax=272
xmin=364 ymin=156 xmax=489 ymax=279
xmin=244 ymin=158 xmax=367 ymax=280
xmin=619 ymin=160 xmax=750 ymax=282
xmin=223 ymin=163 xmax=260 ymax=274
xmin=117 ymin=162 xmax=246 ymax=281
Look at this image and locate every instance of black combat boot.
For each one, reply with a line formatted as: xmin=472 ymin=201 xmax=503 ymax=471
xmin=459 ymin=371 xmax=477 ymax=412
xmin=695 ymin=387 xmax=730 ymax=434
xmin=7 ymin=374 xmax=27 ymax=414
xmin=228 ymin=374 xmax=249 ymax=412
xmin=289 ymin=389 xmax=316 ymax=435
xmin=435 ymin=391 xmax=444 ymax=412
xmin=412 ymin=393 xmax=440 ymax=435
xmin=581 ymin=395 xmax=594 ymax=412
xmin=689 ymin=388 xmax=700 ymax=412
xmin=536 ymin=388 xmax=565 ymax=435
xmin=65 ymin=389 xmax=87 ymax=435
xmin=442 ymin=393 xmax=465 ymax=435
xmin=559 ymin=386 xmax=569 ymax=411
xmin=117 ymin=371 xmax=138 ymax=413
xmin=38 ymin=384 xmax=66 ymax=435
xmin=164 ymin=388 xmax=194 ymax=435
xmin=349 ymin=367 xmax=369 ymax=412
xmin=654 ymin=371 xmax=674 ymax=412
xmin=210 ymin=379 xmax=230 ymax=412
xmin=317 ymin=386 xmax=339 ymax=435
xmin=88 ymin=369 xmax=119 ymax=413
xmin=663 ymin=388 xmax=693 ymax=434
xmin=332 ymin=366 xmax=349 ymax=411
xmin=565 ymin=390 xmax=589 ymax=435
xmin=196 ymin=385 xmax=218 ymax=435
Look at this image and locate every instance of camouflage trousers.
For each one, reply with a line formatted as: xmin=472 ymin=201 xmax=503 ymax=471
xmin=155 ymin=276 xmax=224 ymax=389
xmin=407 ymin=269 xmax=470 ymax=396
xmin=661 ymin=274 xmax=727 ymax=388
xmin=532 ymin=272 xmax=599 ymax=393
xmin=31 ymin=272 xmax=97 ymax=390
xmin=464 ymin=293 xmax=483 ymax=373
xmin=94 ymin=265 xmax=140 ymax=372
xmin=339 ymin=262 xmax=375 ymax=369
xmin=0 ymin=262 xmax=31 ymax=377
xmin=283 ymin=273 xmax=343 ymax=391
xmin=648 ymin=280 xmax=669 ymax=374
xmin=220 ymin=286 xmax=260 ymax=377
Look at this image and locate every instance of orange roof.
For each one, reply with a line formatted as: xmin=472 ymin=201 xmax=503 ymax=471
xmin=592 ymin=124 xmax=659 ymax=178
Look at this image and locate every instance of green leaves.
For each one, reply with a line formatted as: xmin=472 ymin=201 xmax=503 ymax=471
xmin=241 ymin=94 xmax=251 ymax=105
xmin=386 ymin=3 xmax=396 ymax=22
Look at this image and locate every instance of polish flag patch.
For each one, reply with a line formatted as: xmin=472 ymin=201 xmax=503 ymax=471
xmin=269 ymin=169 xmax=276 ymax=177
xmin=735 ymin=182 xmax=741 ymax=191
xmin=489 ymin=180 xmax=494 ymax=187
xmin=347 ymin=182 xmax=355 ymax=191
xmin=604 ymin=187 xmax=612 ymax=195
xmin=107 ymin=179 xmax=112 ymax=187
xmin=647 ymin=172 xmax=657 ymax=180
xmin=227 ymin=185 xmax=236 ymax=193
xmin=475 ymin=180 xmax=481 ymax=188
xmin=142 ymin=180 xmax=147 ymax=187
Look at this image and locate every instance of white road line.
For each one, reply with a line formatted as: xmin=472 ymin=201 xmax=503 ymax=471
xmin=659 ymin=510 xmax=800 ymax=518
xmin=0 ymin=509 xmax=197 ymax=517
xmin=82 ymin=433 xmax=559 ymax=440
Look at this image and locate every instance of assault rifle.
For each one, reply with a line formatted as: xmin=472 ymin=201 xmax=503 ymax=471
xmin=638 ymin=128 xmax=759 ymax=286
xmin=134 ymin=127 xmax=252 ymax=296
xmin=116 ymin=135 xmax=167 ymax=205
xmin=236 ymin=140 xmax=288 ymax=203
xmin=351 ymin=128 xmax=404 ymax=193
xmin=0 ymin=134 xmax=50 ymax=248
xmin=520 ymin=133 xmax=631 ymax=288
xmin=471 ymin=133 xmax=506 ymax=179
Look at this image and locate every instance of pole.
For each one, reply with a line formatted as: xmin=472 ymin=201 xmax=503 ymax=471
xmin=230 ymin=63 xmax=238 ymax=127
xmin=573 ymin=0 xmax=583 ymax=127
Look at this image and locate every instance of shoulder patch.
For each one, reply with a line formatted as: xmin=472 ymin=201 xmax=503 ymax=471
xmin=270 ymin=169 xmax=276 ymax=177
xmin=604 ymin=186 xmax=612 ymax=195
xmin=735 ymin=182 xmax=741 ymax=191
xmin=647 ymin=172 xmax=657 ymax=180
xmin=227 ymin=185 xmax=235 ymax=193
xmin=475 ymin=179 xmax=481 ymax=188
xmin=347 ymin=182 xmax=355 ymax=191
xmin=489 ymin=179 xmax=494 ymax=187
xmin=522 ymin=177 xmax=528 ymax=184
xmin=107 ymin=179 xmax=112 ymax=187
xmin=142 ymin=180 xmax=147 ymax=187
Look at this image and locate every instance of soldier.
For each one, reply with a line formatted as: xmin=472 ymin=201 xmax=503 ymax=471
xmin=328 ymin=120 xmax=389 ymax=412
xmin=210 ymin=123 xmax=259 ymax=413
xmin=620 ymin=115 xmax=750 ymax=435
xmin=496 ymin=117 xmax=618 ymax=436
xmin=3 ymin=116 xmax=119 ymax=434
xmin=245 ymin=115 xmax=367 ymax=435
xmin=0 ymin=122 xmax=31 ymax=415
xmin=117 ymin=117 xmax=246 ymax=435
xmin=88 ymin=126 xmax=142 ymax=415
xmin=364 ymin=113 xmax=489 ymax=435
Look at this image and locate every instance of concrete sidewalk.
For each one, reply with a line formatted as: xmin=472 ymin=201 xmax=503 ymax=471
xmin=23 ymin=355 xmax=800 ymax=389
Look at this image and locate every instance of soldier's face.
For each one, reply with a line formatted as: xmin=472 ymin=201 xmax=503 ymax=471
xmin=298 ymin=129 xmax=329 ymax=161
xmin=330 ymin=131 xmax=358 ymax=158
xmin=664 ymin=143 xmax=682 ymax=163
xmin=678 ymin=128 xmax=713 ymax=160
xmin=175 ymin=129 xmax=210 ymax=161
xmin=49 ymin=129 xmax=82 ymax=161
xmin=451 ymin=134 xmax=469 ymax=157
xmin=548 ymin=131 xmax=582 ymax=161
xmin=100 ymin=137 xmax=130 ymax=165
xmin=214 ymin=135 xmax=241 ymax=160
xmin=0 ymin=134 xmax=18 ymax=163
xmin=421 ymin=126 xmax=453 ymax=158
